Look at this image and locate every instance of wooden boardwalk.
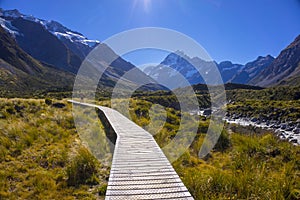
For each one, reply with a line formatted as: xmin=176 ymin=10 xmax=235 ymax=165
xmin=70 ymin=100 xmax=194 ymax=200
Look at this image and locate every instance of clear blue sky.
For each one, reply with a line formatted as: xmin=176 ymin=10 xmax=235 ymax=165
xmin=1 ymin=0 xmax=300 ymax=65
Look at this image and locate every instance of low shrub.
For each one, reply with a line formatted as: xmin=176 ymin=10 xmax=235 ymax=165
xmin=67 ymin=147 xmax=100 ymax=187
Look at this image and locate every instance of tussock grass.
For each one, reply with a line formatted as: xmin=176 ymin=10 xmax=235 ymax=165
xmin=128 ymin=98 xmax=300 ymax=200
xmin=1 ymin=97 xmax=299 ymax=199
xmin=227 ymin=99 xmax=300 ymax=121
xmin=173 ymin=132 xmax=300 ymax=199
xmin=0 ymin=98 xmax=108 ymax=199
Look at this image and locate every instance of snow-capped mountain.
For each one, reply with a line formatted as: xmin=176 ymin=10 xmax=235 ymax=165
xmin=143 ymin=51 xmax=244 ymax=88
xmin=0 ymin=9 xmax=102 ymax=73
xmin=0 ymin=8 xmax=163 ymax=91
xmin=2 ymin=8 xmax=297 ymax=89
xmin=144 ymin=51 xmax=208 ymax=88
xmin=0 ymin=9 xmax=99 ymax=48
xmin=143 ymin=51 xmax=278 ymax=88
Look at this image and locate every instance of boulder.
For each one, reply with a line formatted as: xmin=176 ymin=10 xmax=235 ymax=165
xmin=251 ymin=118 xmax=257 ymax=122
xmin=52 ymin=102 xmax=66 ymax=108
xmin=280 ymin=123 xmax=287 ymax=130
xmin=289 ymin=138 xmax=298 ymax=144
xmin=293 ymin=128 xmax=300 ymax=134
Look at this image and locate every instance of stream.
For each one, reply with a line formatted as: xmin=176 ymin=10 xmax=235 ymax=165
xmin=224 ymin=117 xmax=300 ymax=145
xmin=190 ymin=109 xmax=300 ymax=145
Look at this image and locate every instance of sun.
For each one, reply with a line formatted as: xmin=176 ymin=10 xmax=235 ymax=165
xmin=132 ymin=0 xmax=152 ymax=13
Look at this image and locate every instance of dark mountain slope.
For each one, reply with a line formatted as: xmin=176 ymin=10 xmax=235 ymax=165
xmin=231 ymin=55 xmax=274 ymax=84
xmin=0 ymin=26 xmax=74 ymax=97
xmin=11 ymin=18 xmax=81 ymax=73
xmin=250 ymin=35 xmax=300 ymax=87
xmin=217 ymin=61 xmax=244 ymax=83
xmin=0 ymin=25 xmax=43 ymax=74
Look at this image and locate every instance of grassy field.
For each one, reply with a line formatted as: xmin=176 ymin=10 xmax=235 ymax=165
xmin=127 ymin=98 xmax=300 ymax=200
xmin=174 ymin=132 xmax=300 ymax=199
xmin=0 ymin=97 xmax=299 ymax=199
xmin=0 ymin=99 xmax=109 ymax=199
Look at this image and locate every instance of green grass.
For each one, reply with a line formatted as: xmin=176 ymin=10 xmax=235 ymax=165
xmin=1 ymin=97 xmax=299 ymax=200
xmin=227 ymin=99 xmax=300 ymax=121
xmin=173 ymin=132 xmax=300 ymax=200
xmin=126 ymin=98 xmax=300 ymax=200
xmin=0 ymin=98 xmax=109 ymax=199
xmin=226 ymin=85 xmax=300 ymax=101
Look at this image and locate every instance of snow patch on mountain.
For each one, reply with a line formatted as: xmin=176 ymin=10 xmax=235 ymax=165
xmin=1 ymin=9 xmax=22 ymax=18
xmin=0 ymin=9 xmax=100 ymax=48
xmin=186 ymin=69 xmax=197 ymax=78
xmin=144 ymin=51 xmax=249 ymax=88
xmin=222 ymin=64 xmax=242 ymax=71
xmin=0 ymin=17 xmax=20 ymax=36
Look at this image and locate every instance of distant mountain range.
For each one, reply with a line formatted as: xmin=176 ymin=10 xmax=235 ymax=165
xmin=144 ymin=51 xmax=248 ymax=88
xmin=0 ymin=8 xmax=299 ymax=97
xmin=144 ymin=38 xmax=300 ymax=88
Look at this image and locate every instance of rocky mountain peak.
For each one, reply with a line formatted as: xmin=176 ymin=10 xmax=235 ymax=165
xmin=249 ymin=34 xmax=300 ymax=87
xmin=286 ymin=34 xmax=300 ymax=50
xmin=1 ymin=9 xmax=22 ymax=18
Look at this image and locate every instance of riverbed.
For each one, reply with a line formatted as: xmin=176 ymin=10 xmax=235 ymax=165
xmin=224 ymin=117 xmax=300 ymax=145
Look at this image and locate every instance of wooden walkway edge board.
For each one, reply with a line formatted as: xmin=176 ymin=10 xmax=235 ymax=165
xmin=69 ymin=100 xmax=194 ymax=200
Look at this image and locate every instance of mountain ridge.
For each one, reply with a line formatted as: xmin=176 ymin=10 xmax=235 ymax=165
xmin=250 ymin=34 xmax=300 ymax=87
xmin=0 ymin=8 xmax=165 ymax=96
xmin=231 ymin=55 xmax=275 ymax=84
xmin=144 ymin=32 xmax=300 ymax=88
xmin=1 ymin=8 xmax=299 ymax=94
xmin=143 ymin=52 xmax=273 ymax=88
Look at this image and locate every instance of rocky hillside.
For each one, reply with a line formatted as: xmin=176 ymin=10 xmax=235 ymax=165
xmin=231 ymin=55 xmax=275 ymax=84
xmin=250 ymin=34 xmax=300 ymax=87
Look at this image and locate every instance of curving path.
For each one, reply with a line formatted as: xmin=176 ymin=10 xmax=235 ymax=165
xmin=69 ymin=100 xmax=194 ymax=200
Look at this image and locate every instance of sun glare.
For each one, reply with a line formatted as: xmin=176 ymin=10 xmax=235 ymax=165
xmin=132 ymin=0 xmax=152 ymax=13
xmin=143 ymin=0 xmax=152 ymax=12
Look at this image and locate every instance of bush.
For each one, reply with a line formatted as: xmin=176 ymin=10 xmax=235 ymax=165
xmin=45 ymin=98 xmax=52 ymax=105
xmin=213 ymin=130 xmax=231 ymax=152
xmin=67 ymin=148 xmax=100 ymax=187
xmin=98 ymin=183 xmax=108 ymax=196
